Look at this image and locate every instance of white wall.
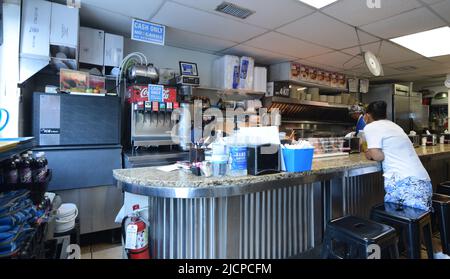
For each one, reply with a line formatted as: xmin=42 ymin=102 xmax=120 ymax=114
xmin=124 ymin=38 xmax=220 ymax=87
xmin=0 ymin=0 xmax=21 ymax=138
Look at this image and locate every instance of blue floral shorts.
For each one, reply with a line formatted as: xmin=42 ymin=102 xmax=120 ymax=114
xmin=384 ymin=175 xmax=432 ymax=211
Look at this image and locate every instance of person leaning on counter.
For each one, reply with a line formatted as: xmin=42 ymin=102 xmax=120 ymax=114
xmin=363 ymin=101 xmax=432 ymax=211
xmin=349 ymin=104 xmax=366 ymax=136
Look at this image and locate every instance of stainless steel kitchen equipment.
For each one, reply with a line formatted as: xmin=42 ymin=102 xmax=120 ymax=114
xmin=127 ymin=64 xmax=159 ymax=84
xmin=363 ymin=84 xmax=410 ymax=132
xmin=362 ymin=84 xmax=428 ymax=133
xmin=263 ymin=97 xmax=354 ymax=139
xmin=130 ymin=101 xmax=176 ymax=147
xmin=410 ymin=91 xmax=429 ymax=132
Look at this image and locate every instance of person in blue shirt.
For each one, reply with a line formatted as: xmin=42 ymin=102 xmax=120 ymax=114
xmin=349 ymin=104 xmax=366 ymax=136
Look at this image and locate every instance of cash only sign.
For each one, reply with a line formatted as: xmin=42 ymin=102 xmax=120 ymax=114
xmin=131 ymin=18 xmax=165 ymax=46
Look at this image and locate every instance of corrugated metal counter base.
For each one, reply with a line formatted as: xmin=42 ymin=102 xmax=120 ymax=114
xmin=148 ymin=182 xmax=320 ymax=259
xmin=141 ymin=170 xmax=386 ymax=259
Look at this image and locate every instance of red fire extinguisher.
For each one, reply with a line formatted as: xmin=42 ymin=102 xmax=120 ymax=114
xmin=122 ymin=204 xmax=150 ymax=259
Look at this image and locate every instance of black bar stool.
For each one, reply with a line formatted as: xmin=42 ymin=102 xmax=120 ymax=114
xmin=322 ymin=215 xmax=399 ymax=259
xmin=437 ymin=182 xmax=450 ymax=196
xmin=370 ymin=203 xmax=434 ymax=259
xmin=432 ymin=194 xmax=450 ymax=255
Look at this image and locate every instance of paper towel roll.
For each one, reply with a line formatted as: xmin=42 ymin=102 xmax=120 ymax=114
xmin=239 ymin=56 xmax=255 ymax=90
xmin=253 ymin=67 xmax=267 ymax=93
xmin=213 ymin=55 xmax=240 ymax=90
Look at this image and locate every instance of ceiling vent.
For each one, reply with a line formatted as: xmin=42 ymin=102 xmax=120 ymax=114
xmin=215 ymin=2 xmax=255 ymax=19
xmin=394 ymin=66 xmax=418 ymax=72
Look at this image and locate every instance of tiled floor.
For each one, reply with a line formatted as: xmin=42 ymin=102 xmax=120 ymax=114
xmin=80 ymin=229 xmax=123 ymax=259
xmin=81 ymin=242 xmax=123 ymax=259
xmin=80 ymin=231 xmax=448 ymax=259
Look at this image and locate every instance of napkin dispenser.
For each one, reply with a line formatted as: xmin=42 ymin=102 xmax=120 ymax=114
xmin=247 ymin=144 xmax=280 ymax=176
xmin=343 ymin=137 xmax=361 ymax=154
xmin=408 ymin=135 xmax=420 ymax=148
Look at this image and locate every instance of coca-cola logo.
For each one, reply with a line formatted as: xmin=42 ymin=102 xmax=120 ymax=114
xmin=140 ymin=88 xmax=148 ymax=98
xmin=163 ymin=89 xmax=170 ymax=100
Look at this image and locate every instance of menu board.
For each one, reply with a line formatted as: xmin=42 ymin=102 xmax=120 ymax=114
xmin=288 ymin=63 xmax=348 ymax=90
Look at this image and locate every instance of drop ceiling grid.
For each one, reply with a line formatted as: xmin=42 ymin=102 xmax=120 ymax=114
xmin=152 ymin=1 xmax=268 ymax=43
xmin=76 ymin=0 xmax=450 ymax=82
xmin=321 ymin=0 xmax=424 ymax=27
xmin=151 ymin=0 xmax=446 ymax=70
xmin=167 ymin=0 xmax=316 ymax=30
xmin=359 ymin=7 xmax=447 ymax=39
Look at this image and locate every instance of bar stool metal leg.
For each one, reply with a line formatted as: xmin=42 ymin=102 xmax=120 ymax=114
xmin=422 ymin=222 xmax=434 ymax=259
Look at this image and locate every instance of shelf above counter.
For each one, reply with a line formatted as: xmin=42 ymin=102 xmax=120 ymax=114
xmin=276 ymin=79 xmax=348 ymax=94
xmin=263 ymin=97 xmax=350 ymax=110
xmin=0 ymin=138 xmax=35 ymax=162
xmin=192 ymin=87 xmax=266 ymax=101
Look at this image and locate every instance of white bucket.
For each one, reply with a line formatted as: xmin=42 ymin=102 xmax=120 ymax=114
xmin=55 ymin=203 xmax=78 ymax=233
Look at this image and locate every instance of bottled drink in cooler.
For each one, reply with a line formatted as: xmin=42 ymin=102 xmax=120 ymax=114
xmin=3 ymin=157 xmax=19 ymax=184
xmin=32 ymin=152 xmax=48 ymax=183
xmin=19 ymin=154 xmax=33 ymax=184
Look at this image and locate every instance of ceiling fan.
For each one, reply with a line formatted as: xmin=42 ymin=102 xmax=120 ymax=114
xmin=445 ymin=74 xmax=450 ymax=89
xmin=343 ymin=28 xmax=384 ymax=77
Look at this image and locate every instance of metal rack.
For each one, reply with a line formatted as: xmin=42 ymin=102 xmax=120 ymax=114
xmin=0 ymin=137 xmax=35 ymax=162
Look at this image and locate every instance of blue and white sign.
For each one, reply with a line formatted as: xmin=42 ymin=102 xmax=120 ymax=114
xmin=148 ymin=85 xmax=164 ymax=102
xmin=131 ymin=19 xmax=165 ymax=46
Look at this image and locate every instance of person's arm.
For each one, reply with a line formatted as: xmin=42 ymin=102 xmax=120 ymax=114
xmin=365 ymin=148 xmax=385 ymax=161
xmin=363 ymin=124 xmax=384 ymax=162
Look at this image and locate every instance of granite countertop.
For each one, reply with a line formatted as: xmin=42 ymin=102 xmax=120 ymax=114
xmin=113 ymin=145 xmax=450 ymax=189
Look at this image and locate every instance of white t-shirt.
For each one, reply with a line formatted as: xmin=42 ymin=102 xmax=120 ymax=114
xmin=363 ymin=120 xmax=430 ymax=181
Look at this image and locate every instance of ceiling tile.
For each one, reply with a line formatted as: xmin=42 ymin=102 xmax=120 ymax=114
xmin=152 ymin=2 xmax=266 ymax=43
xmin=171 ymin=0 xmax=315 ymax=29
xmin=422 ymin=0 xmax=446 ymax=5
xmin=431 ymin=55 xmax=450 ymax=64
xmin=385 ymin=58 xmax=445 ymax=73
xmin=80 ymin=4 xmax=132 ymax=37
xmin=277 ymin=12 xmax=378 ymax=50
xmin=80 ymin=0 xmax=165 ymax=20
xmin=306 ymin=51 xmax=360 ymax=69
xmin=297 ymin=59 xmax=344 ymax=73
xmin=430 ymin=0 xmax=450 ymax=23
xmin=165 ymin=27 xmax=236 ymax=53
xmin=360 ymin=7 xmax=446 ymax=39
xmin=342 ymin=41 xmax=424 ymax=64
xmin=243 ymin=32 xmax=332 ymax=58
xmin=322 ymin=0 xmax=422 ymax=26
xmin=221 ymin=45 xmax=295 ymax=65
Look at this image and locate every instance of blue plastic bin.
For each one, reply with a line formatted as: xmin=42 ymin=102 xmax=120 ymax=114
xmin=282 ymin=148 xmax=314 ymax=173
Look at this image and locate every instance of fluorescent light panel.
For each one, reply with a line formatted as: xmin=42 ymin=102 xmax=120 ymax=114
xmin=298 ymin=0 xmax=338 ymax=9
xmin=390 ymin=27 xmax=450 ymax=58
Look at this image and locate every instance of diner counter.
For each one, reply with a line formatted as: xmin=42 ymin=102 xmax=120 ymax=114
xmin=114 ymin=144 xmax=450 ymax=259
xmin=113 ymin=145 xmax=450 ymax=198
